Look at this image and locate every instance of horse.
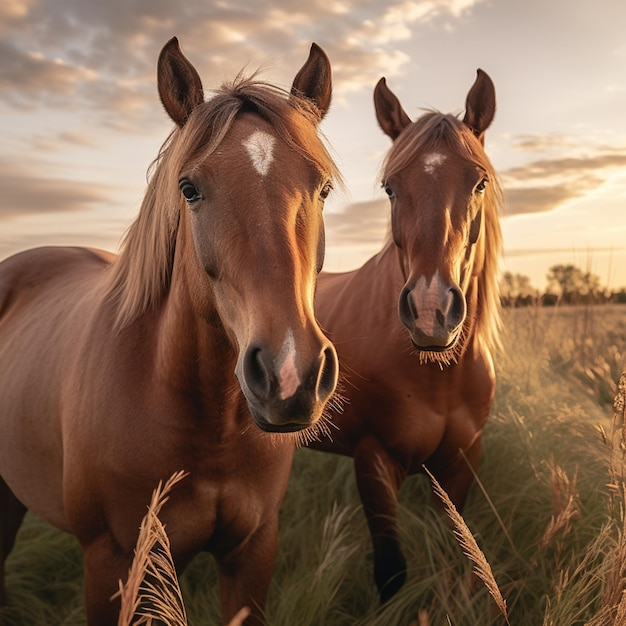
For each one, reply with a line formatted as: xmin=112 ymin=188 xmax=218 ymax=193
xmin=0 ymin=37 xmax=340 ymax=625
xmin=308 ymin=69 xmax=503 ymax=602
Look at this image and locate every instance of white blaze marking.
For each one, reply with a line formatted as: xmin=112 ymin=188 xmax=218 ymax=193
xmin=423 ymin=152 xmax=447 ymax=175
xmin=413 ymin=270 xmax=444 ymax=335
xmin=243 ymin=130 xmax=276 ymax=176
xmin=276 ymin=329 xmax=300 ymax=400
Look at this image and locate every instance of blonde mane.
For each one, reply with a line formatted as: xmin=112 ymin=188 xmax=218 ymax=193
xmin=105 ymin=74 xmax=341 ymax=328
xmin=381 ymin=111 xmax=503 ymax=359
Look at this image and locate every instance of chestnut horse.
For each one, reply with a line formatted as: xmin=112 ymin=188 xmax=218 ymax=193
xmin=308 ymin=70 xmax=502 ymax=602
xmin=0 ymin=38 xmax=340 ymax=625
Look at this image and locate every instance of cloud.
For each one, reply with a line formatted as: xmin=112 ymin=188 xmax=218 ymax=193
xmin=29 ymin=130 xmax=101 ymax=152
xmin=0 ymin=0 xmax=36 ymax=31
xmin=509 ymin=133 xmax=578 ymax=153
xmin=0 ymin=0 xmax=488 ymax=115
xmin=503 ymin=184 xmax=599 ymax=216
xmin=0 ymin=39 xmax=97 ymax=107
xmin=367 ymin=0 xmax=481 ymax=43
xmin=0 ymin=160 xmax=110 ymax=219
xmin=325 ymin=198 xmax=390 ymax=245
xmin=501 ymin=150 xmax=626 ymax=216
xmin=503 ymin=153 xmax=626 ymax=180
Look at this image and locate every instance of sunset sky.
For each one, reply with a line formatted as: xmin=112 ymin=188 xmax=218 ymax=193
xmin=2 ymin=0 xmax=626 ymax=290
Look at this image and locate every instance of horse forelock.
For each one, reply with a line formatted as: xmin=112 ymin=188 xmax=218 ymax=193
xmin=105 ymin=73 xmax=341 ymax=329
xmin=380 ymin=111 xmax=503 ymax=359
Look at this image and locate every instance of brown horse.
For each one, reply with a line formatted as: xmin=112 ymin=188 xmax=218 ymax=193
xmin=0 ymin=38 xmax=340 ymax=625
xmin=308 ymin=70 xmax=503 ymax=602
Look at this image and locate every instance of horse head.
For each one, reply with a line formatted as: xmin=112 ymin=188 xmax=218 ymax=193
xmin=156 ymin=38 xmax=339 ymax=432
xmin=374 ymin=70 xmax=500 ymax=361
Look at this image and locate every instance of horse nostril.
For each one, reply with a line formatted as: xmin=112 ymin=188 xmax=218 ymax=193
xmin=398 ymin=286 xmax=418 ymax=327
xmin=317 ymin=346 xmax=338 ymax=401
xmin=243 ymin=345 xmax=271 ymax=400
xmin=447 ymin=286 xmax=466 ymax=329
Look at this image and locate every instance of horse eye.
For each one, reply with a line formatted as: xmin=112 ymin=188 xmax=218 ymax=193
xmin=179 ymin=179 xmax=202 ymax=203
xmin=383 ymin=183 xmax=394 ymax=198
xmin=320 ymin=181 xmax=333 ymax=202
xmin=474 ymin=177 xmax=488 ymax=194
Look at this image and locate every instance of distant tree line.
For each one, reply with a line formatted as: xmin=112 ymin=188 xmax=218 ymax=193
xmin=500 ymin=264 xmax=626 ymax=307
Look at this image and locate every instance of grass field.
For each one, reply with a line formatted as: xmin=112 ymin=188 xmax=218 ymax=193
xmin=2 ymin=304 xmax=626 ymax=625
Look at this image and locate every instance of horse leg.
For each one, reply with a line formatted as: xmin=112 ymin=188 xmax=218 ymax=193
xmin=217 ymin=519 xmax=279 ymax=626
xmin=430 ymin=433 xmax=482 ymax=512
xmin=82 ymin=533 xmax=132 ymax=626
xmin=0 ymin=477 xmax=27 ymax=606
xmin=353 ymin=437 xmax=407 ymax=603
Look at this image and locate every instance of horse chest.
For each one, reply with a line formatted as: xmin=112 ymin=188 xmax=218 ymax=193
xmin=382 ymin=402 xmax=448 ymax=465
xmin=160 ymin=456 xmax=287 ymax=564
xmin=361 ymin=366 xmax=484 ymax=462
xmin=172 ymin=430 xmax=292 ymax=538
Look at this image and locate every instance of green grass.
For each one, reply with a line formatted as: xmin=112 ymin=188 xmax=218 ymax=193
xmin=2 ymin=304 xmax=626 ymax=625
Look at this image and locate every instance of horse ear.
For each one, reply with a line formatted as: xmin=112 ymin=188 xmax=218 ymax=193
xmin=157 ymin=37 xmax=204 ymax=128
xmin=291 ymin=43 xmax=332 ymax=120
xmin=463 ymin=69 xmax=496 ymax=144
xmin=373 ymin=77 xmax=412 ymax=141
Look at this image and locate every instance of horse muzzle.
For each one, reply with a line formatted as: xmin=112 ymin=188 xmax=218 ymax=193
xmin=398 ymin=279 xmax=466 ymax=353
xmin=238 ymin=339 xmax=338 ymax=432
xmin=407 ymin=328 xmax=460 ymax=353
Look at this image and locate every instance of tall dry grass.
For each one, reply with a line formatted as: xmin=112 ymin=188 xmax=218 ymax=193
xmin=1 ymin=304 xmax=625 ymax=625
xmin=116 ymin=470 xmax=189 ymax=626
xmin=115 ymin=471 xmax=249 ymax=626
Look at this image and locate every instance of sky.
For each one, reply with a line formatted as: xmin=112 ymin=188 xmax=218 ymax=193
xmin=1 ymin=0 xmax=626 ymax=291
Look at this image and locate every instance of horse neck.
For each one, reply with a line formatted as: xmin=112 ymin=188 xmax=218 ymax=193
xmin=375 ymin=239 xmax=408 ymax=285
xmin=155 ymin=233 xmax=239 ymax=412
xmin=316 ymin=242 xmax=401 ymax=364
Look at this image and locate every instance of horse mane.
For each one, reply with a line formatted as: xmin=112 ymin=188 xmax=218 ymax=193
xmin=380 ymin=111 xmax=503 ymax=358
xmin=105 ymin=73 xmax=341 ymax=329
